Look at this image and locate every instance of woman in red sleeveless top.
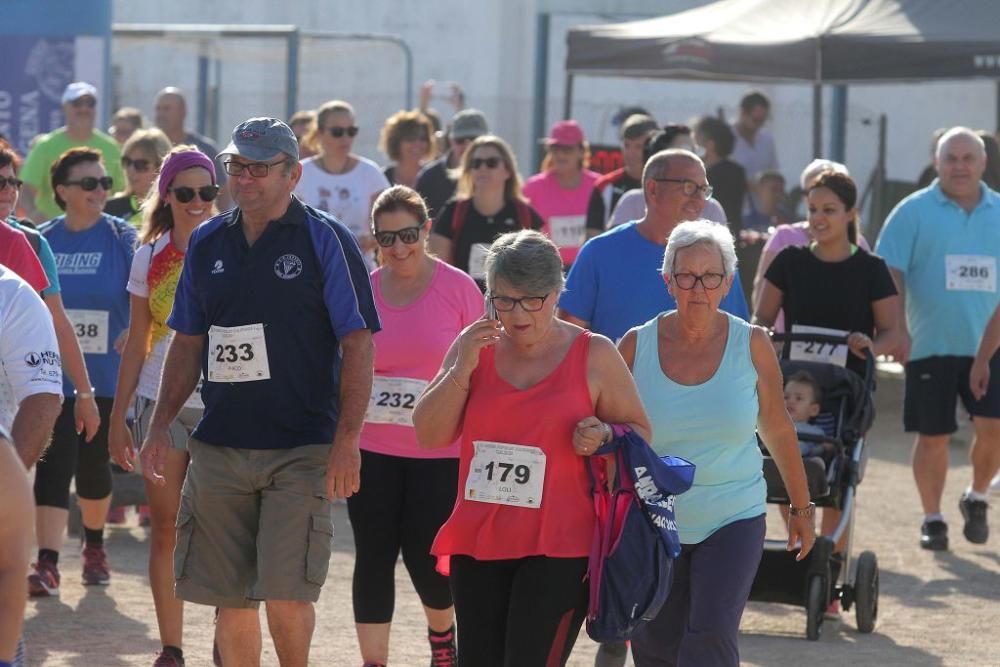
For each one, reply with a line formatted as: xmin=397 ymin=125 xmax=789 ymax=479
xmin=414 ymin=230 xmax=650 ymax=667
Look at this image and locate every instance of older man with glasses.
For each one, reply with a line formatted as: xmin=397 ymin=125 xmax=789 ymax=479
xmin=140 ymin=117 xmax=380 ymax=667
xmin=18 ymin=82 xmax=124 ymax=223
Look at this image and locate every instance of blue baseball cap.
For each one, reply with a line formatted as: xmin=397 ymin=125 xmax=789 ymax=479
xmin=219 ymin=117 xmax=299 ymax=162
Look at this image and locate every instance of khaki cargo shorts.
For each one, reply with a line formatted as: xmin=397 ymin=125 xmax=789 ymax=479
xmin=174 ymin=438 xmax=335 ymax=608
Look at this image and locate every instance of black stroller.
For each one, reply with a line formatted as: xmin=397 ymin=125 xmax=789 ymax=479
xmin=748 ymin=332 xmax=878 ymax=640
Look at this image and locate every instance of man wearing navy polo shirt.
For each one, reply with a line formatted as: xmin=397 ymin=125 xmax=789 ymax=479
xmin=878 ymin=127 xmax=1000 ymax=552
xmin=141 ymin=117 xmax=380 ymax=666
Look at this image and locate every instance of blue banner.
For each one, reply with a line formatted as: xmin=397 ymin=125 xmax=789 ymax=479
xmin=0 ymin=35 xmax=74 ymax=156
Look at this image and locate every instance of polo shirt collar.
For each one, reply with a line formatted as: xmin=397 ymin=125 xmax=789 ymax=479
xmin=931 ymin=179 xmax=995 ymax=209
xmin=226 ymin=196 xmax=306 ymax=228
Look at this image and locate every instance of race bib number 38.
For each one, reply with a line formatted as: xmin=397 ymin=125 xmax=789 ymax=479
xmin=946 ymin=255 xmax=996 ymax=293
xmin=365 ymin=376 xmax=428 ymax=426
xmin=465 ymin=441 xmax=545 ymax=509
xmin=66 ymin=309 xmax=109 ymax=354
xmin=207 ymin=323 xmax=271 ymax=382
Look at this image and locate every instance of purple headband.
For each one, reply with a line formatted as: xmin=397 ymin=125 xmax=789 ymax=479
xmin=158 ymin=150 xmax=217 ymax=200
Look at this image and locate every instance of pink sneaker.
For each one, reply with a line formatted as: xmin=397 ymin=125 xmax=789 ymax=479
xmin=81 ymin=545 xmax=110 ymax=585
xmin=825 ymin=598 xmax=841 ymax=620
xmin=106 ymin=506 xmax=127 ymax=524
xmin=28 ymin=559 xmax=60 ymax=597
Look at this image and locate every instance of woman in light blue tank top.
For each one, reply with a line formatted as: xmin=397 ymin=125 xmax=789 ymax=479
xmin=618 ymin=219 xmax=815 ymax=667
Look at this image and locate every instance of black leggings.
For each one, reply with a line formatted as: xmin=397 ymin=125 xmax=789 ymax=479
xmin=34 ymin=397 xmax=114 ymax=508
xmin=450 ymin=555 xmax=588 ymax=667
xmin=346 ymin=449 xmax=459 ymax=623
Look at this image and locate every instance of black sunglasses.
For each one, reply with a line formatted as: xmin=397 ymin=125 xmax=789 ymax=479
xmin=169 ymin=185 xmax=220 ymax=203
xmin=64 ymin=176 xmax=113 ymax=191
xmin=374 ymin=225 xmax=422 ymax=247
xmin=0 ymin=176 xmax=23 ymax=192
xmin=70 ymin=97 xmax=96 ymax=109
xmin=471 ymin=157 xmax=501 ymax=170
xmin=121 ymin=156 xmax=153 ymax=172
xmin=327 ymin=126 xmax=359 ymax=138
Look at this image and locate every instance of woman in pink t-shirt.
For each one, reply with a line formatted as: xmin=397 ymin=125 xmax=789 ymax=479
xmin=522 ymin=120 xmax=599 ymax=266
xmin=350 ymin=185 xmax=483 ymax=667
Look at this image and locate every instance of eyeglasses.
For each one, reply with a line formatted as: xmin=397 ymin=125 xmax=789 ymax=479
xmin=121 ymin=156 xmax=153 ymax=172
xmin=654 ymin=178 xmax=714 ymax=200
xmin=70 ymin=97 xmax=96 ymax=109
xmin=223 ymin=159 xmax=288 ymax=178
xmin=326 ymin=126 xmax=359 ymax=138
xmin=63 ymin=176 xmax=113 ymax=191
xmin=471 ymin=157 xmax=501 ymax=170
xmin=373 ymin=225 xmax=422 ymax=247
xmin=489 ymin=294 xmax=549 ymax=312
xmin=0 ymin=177 xmax=23 ymax=192
xmin=169 ymin=185 xmax=220 ymax=203
xmin=673 ymin=272 xmax=725 ymax=290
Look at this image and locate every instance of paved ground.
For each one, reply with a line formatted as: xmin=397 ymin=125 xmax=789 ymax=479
xmin=22 ymin=368 xmax=1000 ymax=666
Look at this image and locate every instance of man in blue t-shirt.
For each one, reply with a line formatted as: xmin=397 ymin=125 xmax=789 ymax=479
xmin=560 ymin=148 xmax=749 ymax=343
xmin=876 ymin=126 xmax=1000 ymax=551
xmin=141 ymin=117 xmax=380 ymax=665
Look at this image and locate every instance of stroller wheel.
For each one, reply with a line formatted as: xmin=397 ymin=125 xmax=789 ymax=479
xmin=805 ymin=575 xmax=825 ymax=641
xmin=854 ymin=551 xmax=879 ymax=633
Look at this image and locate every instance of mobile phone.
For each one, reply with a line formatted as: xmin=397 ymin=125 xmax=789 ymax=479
xmin=485 ymin=294 xmax=497 ymax=321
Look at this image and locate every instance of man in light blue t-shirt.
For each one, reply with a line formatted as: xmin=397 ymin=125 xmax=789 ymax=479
xmin=560 ymin=148 xmax=749 ymax=343
xmin=876 ymin=126 xmax=1000 ymax=551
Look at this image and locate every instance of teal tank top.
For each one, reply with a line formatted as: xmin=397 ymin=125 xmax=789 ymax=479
xmin=633 ymin=311 xmax=766 ymax=544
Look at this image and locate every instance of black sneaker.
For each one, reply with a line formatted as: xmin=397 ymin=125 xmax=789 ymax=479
xmin=920 ymin=519 xmax=948 ymax=550
xmin=959 ymin=495 xmax=989 ymax=544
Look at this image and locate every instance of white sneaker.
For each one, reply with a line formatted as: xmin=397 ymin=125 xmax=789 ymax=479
xmin=990 ymin=472 xmax=1000 ymax=495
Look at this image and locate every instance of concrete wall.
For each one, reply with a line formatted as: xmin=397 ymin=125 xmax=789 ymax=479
xmin=112 ymin=0 xmax=998 ymax=226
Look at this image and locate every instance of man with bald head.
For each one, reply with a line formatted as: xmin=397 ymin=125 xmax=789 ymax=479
xmin=154 ymin=87 xmax=229 ymax=207
xmin=878 ymin=126 xmax=1000 ymax=550
xmin=560 ymin=148 xmax=749 ymax=341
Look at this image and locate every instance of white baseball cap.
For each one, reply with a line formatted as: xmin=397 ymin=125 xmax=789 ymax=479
xmin=62 ymin=82 xmax=98 ymax=105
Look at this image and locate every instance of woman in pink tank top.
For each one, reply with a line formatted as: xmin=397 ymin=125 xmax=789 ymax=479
xmin=414 ymin=230 xmax=650 ymax=667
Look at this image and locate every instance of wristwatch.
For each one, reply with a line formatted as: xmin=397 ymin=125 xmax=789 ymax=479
xmin=789 ymin=502 xmax=816 ymax=518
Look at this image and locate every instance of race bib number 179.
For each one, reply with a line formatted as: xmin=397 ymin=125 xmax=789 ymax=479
xmin=465 ymin=441 xmax=545 ymax=509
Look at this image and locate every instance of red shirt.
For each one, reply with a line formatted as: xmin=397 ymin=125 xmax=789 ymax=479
xmin=0 ymin=224 xmax=48 ymax=293
xmin=432 ymin=331 xmax=596 ymax=569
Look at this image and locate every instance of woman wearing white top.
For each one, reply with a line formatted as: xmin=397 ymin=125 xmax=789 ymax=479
xmin=294 ymin=100 xmax=390 ymax=266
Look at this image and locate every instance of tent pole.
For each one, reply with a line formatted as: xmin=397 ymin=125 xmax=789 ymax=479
xmin=531 ymin=12 xmax=551 ymax=173
xmin=813 ymin=84 xmax=823 ymax=158
xmin=830 ymin=85 xmax=847 ymax=162
xmin=564 ymin=73 xmax=574 ymax=121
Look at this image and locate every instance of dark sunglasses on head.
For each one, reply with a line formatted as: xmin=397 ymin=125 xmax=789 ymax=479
xmin=374 ymin=225 xmax=422 ymax=247
xmin=169 ymin=185 xmax=220 ymax=203
xmin=121 ymin=156 xmax=153 ymax=172
xmin=327 ymin=126 xmax=359 ymax=138
xmin=64 ymin=176 xmax=113 ymax=191
xmin=0 ymin=176 xmax=23 ymax=192
xmin=70 ymin=97 xmax=96 ymax=109
xmin=471 ymin=157 xmax=501 ymax=170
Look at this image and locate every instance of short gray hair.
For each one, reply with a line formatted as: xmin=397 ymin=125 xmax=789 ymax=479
xmin=936 ymin=126 xmax=986 ymax=160
xmin=642 ymin=148 xmax=703 ymax=186
xmin=485 ymin=230 xmax=565 ymax=296
xmin=661 ymin=219 xmax=738 ymax=278
xmin=799 ymin=159 xmax=848 ymax=190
